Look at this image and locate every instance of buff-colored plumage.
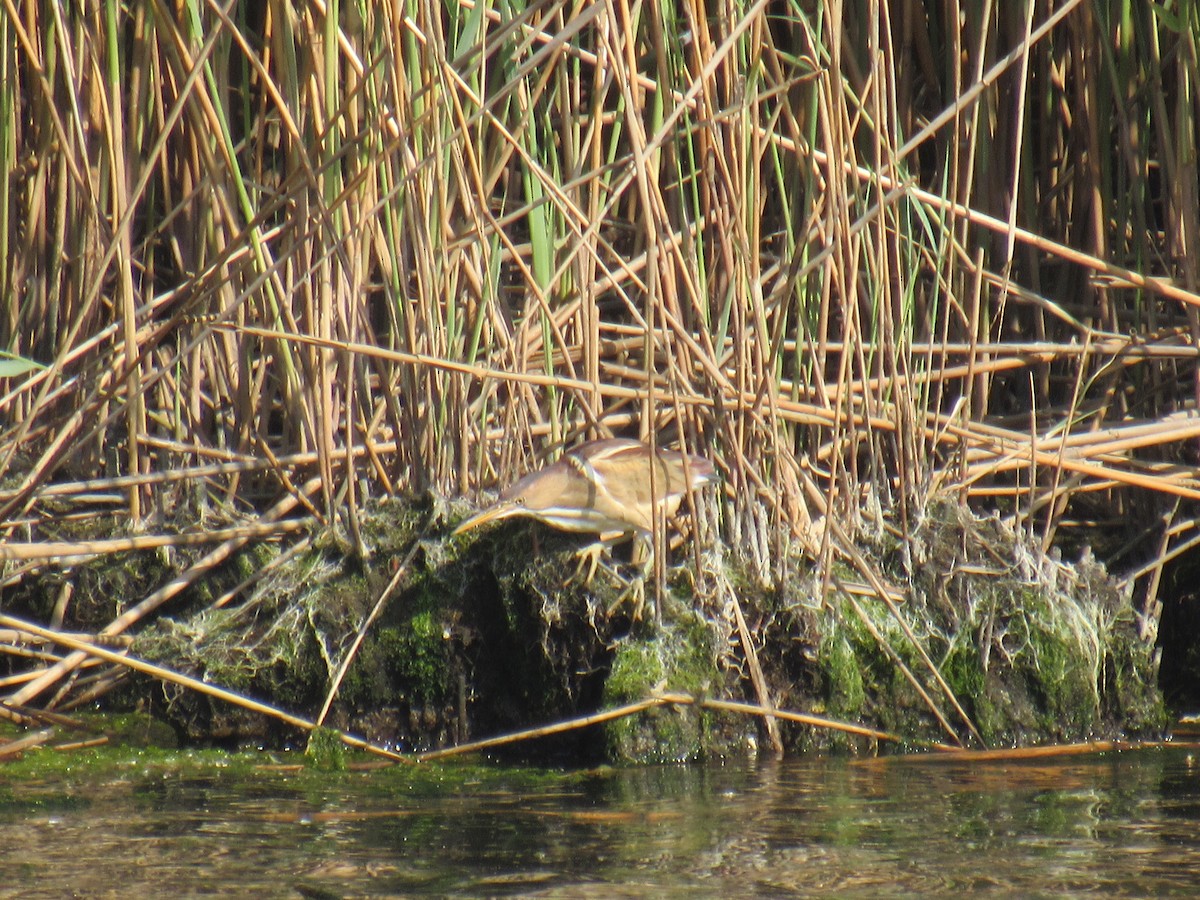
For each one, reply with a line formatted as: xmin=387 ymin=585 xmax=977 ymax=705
xmin=453 ymin=438 xmax=716 ymax=539
xmin=454 ymin=439 xmax=716 ymax=617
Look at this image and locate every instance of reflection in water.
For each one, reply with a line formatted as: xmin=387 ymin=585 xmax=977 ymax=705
xmin=2 ymin=748 xmax=1199 ymax=896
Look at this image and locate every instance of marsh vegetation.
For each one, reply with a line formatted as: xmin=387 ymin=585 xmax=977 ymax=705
xmin=0 ymin=1 xmax=1194 ymax=759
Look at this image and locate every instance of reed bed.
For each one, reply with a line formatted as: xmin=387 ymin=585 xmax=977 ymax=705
xmin=0 ymin=1 xmax=1194 ymax=749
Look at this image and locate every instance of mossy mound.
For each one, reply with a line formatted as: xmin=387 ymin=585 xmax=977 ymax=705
xmin=128 ymin=494 xmax=624 ymax=754
xmin=601 ymin=610 xmax=748 ymax=764
xmin=792 ymin=501 xmax=1166 ymax=749
xmin=3 ymin=493 xmax=1166 ymax=760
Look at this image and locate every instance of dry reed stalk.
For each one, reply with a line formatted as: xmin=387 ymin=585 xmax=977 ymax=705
xmin=727 ymin=590 xmax=783 ymax=755
xmin=3 ymin=478 xmax=323 ymax=707
xmin=418 ymin=689 xmax=905 ymax=763
xmin=0 ymin=613 xmax=412 ymax=765
xmin=0 ymin=730 xmax=54 ymax=759
xmin=0 ymin=519 xmax=312 ymax=563
xmin=48 ymin=736 xmax=110 ymax=752
xmin=313 ymin=523 xmax=427 ymax=727
xmin=856 ymin=739 xmax=1187 ymax=766
xmin=0 ymin=658 xmax=107 ymax=690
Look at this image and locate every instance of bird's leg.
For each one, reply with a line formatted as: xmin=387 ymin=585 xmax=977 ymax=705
xmin=606 ymin=535 xmax=652 ymax=620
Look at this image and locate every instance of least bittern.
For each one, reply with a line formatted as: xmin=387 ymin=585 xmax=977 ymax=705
xmin=454 ymin=438 xmax=717 ymax=615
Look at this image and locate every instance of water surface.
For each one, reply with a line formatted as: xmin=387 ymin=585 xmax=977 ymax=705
xmin=3 ymin=746 xmax=1198 ymax=896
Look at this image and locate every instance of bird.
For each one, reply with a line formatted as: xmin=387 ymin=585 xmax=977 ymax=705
xmin=453 ymin=438 xmax=717 ymax=615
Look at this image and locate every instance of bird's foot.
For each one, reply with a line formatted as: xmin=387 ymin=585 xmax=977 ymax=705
xmin=606 ymin=572 xmax=647 ymax=620
xmin=568 ymin=538 xmax=653 ymax=620
xmin=570 ymin=540 xmax=620 ymax=586
xmin=609 ymin=578 xmax=648 ymax=619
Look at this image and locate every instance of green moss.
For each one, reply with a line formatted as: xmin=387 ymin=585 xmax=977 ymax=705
xmin=821 ymin=631 xmax=867 ymax=718
xmin=379 ymin=609 xmax=449 ymax=705
xmin=941 ymin=639 xmax=984 ymax=704
xmin=602 ymin=615 xmax=722 ymax=764
xmin=336 ymin=591 xmax=453 ymax=712
xmin=818 ymin=598 xmax=920 ymax=730
xmin=814 ymin=580 xmax=1090 ymax=747
xmin=940 ymin=639 xmax=1004 ymax=741
xmin=305 ymin=727 xmax=348 ymax=771
xmin=1010 ymin=593 xmax=1099 ymax=737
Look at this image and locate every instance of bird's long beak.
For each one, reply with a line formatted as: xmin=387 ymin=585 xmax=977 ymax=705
xmin=453 ymin=501 xmax=522 ymax=535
